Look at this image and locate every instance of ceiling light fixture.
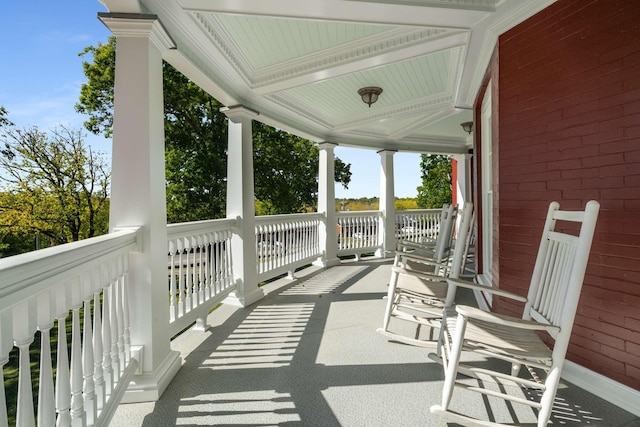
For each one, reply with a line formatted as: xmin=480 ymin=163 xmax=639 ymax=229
xmin=460 ymin=121 xmax=474 ymax=134
xmin=358 ymin=87 xmax=383 ymax=107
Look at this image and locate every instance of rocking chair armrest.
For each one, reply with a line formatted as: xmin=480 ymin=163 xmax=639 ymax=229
xmin=397 ymin=239 xmax=436 ymax=250
xmin=454 ymin=305 xmax=561 ymax=333
xmin=400 ymin=252 xmax=442 ymax=266
xmin=391 ymin=266 xmax=446 ymax=283
xmin=397 ymin=251 xmax=442 ymax=265
xmin=445 ymin=278 xmax=528 ymax=303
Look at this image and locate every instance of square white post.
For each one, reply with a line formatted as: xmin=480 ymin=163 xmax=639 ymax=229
xmin=376 ymin=150 xmax=396 ymax=258
xmin=453 ymin=153 xmax=473 ymax=231
xmin=100 ymin=13 xmax=181 ymax=402
xmin=315 ymin=143 xmax=340 ymax=267
xmin=221 ymin=106 xmax=264 ymax=307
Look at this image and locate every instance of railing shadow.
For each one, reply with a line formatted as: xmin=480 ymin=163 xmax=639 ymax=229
xmin=131 ymin=259 xmax=446 ymax=426
xmin=114 ymin=258 xmax=637 ymax=427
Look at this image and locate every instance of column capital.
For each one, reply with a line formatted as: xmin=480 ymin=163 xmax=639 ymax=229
xmin=220 ymin=105 xmax=259 ymax=123
xmin=98 ymin=13 xmax=175 ymax=51
xmin=452 ymin=153 xmax=473 ymax=161
xmin=376 ymin=149 xmax=397 ymax=156
xmin=317 ymin=142 xmax=338 ymax=150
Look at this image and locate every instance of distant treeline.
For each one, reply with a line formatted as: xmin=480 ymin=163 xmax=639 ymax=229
xmin=336 ymin=197 xmax=419 ymax=211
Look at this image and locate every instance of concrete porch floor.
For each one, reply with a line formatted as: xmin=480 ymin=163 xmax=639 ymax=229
xmin=111 ymin=258 xmax=639 ymax=426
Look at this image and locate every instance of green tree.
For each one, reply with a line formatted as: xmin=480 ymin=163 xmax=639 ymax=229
xmin=0 ymin=123 xmax=110 ymax=251
xmin=416 ymin=154 xmax=452 ymax=209
xmin=253 ymin=122 xmax=351 ymax=215
xmin=77 ymin=37 xmax=351 ymax=221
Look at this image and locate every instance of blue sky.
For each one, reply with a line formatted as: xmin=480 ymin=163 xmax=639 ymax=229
xmin=1 ymin=1 xmax=422 ymax=199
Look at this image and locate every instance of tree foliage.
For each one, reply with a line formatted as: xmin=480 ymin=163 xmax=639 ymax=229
xmin=0 ymin=120 xmax=110 ymax=254
xmin=416 ymin=154 xmax=452 ymax=209
xmin=77 ymin=37 xmax=351 ymax=221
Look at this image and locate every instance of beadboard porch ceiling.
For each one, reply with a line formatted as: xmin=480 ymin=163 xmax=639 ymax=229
xmin=100 ymin=0 xmax=555 ymax=154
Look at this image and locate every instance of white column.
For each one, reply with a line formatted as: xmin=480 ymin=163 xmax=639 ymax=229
xmin=453 ymin=153 xmax=472 ymax=207
xmin=376 ymin=150 xmax=396 ymax=258
xmin=453 ymin=153 xmax=473 ymax=233
xmin=315 ymin=143 xmax=340 ymax=267
xmin=221 ymin=106 xmax=264 ymax=307
xmin=101 ymin=14 xmax=181 ymax=402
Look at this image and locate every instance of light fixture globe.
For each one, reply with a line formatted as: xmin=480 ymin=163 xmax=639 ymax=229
xmin=358 ymin=87 xmax=383 ymax=107
xmin=460 ymin=121 xmax=474 ymax=134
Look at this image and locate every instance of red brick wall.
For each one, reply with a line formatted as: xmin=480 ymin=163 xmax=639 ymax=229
xmin=487 ymin=0 xmax=640 ymax=390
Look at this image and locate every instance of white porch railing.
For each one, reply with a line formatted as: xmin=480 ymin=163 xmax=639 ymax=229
xmin=336 ymin=211 xmax=382 ymax=256
xmin=395 ymin=209 xmax=441 ymax=243
xmin=0 ymin=228 xmax=140 ymax=427
xmin=166 ymin=219 xmax=237 ymax=337
xmin=0 ymin=207 xmax=444 ymax=426
xmin=255 ymin=213 xmax=322 ymax=281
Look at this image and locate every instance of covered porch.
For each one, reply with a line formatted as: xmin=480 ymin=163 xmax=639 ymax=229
xmin=2 ymin=0 xmax=640 ymax=425
xmin=109 ymin=259 xmax=636 ymax=426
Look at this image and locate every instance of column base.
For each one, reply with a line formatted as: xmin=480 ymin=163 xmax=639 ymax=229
xmin=375 ymin=249 xmax=396 ymax=259
xmin=122 ymin=350 xmax=182 ymax=403
xmin=313 ymin=256 xmax=341 ymax=268
xmin=223 ymin=286 xmax=265 ymax=307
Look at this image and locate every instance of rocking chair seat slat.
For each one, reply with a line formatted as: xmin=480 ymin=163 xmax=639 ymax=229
xmin=444 ymin=311 xmax=554 ymax=359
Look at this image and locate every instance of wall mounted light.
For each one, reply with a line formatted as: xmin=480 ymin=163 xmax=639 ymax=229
xmin=460 ymin=121 xmax=474 ymax=134
xmin=358 ymin=87 xmax=383 ymax=107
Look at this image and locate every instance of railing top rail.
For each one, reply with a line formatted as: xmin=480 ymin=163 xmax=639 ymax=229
xmin=255 ymin=212 xmax=324 ymax=225
xmin=167 ymin=217 xmax=238 ymax=240
xmin=396 ymin=209 xmax=442 ymax=214
xmin=0 ymin=228 xmax=139 ymax=308
xmin=336 ymin=210 xmax=382 ymax=217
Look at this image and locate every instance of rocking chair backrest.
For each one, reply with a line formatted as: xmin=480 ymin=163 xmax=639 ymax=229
xmin=433 ymin=204 xmax=458 ymax=263
xmin=524 ymin=201 xmax=600 ymax=338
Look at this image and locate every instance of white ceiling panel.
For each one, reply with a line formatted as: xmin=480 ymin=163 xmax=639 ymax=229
xmin=100 ymin=0 xmax=557 ymax=153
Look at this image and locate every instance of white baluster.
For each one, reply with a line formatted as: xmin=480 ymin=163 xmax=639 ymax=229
xmin=82 ymin=298 xmax=96 ymax=426
xmin=185 ymin=239 xmax=193 ymax=313
xmin=56 ymin=313 xmax=72 ymax=426
xmin=0 ymin=354 xmax=8 ymax=427
xmin=178 ymin=244 xmax=185 ymax=318
xmin=16 ymin=337 xmax=35 ymax=427
xmin=116 ymin=274 xmax=126 ymax=373
xmin=37 ymin=323 xmax=55 ymax=427
xmin=169 ymin=240 xmax=177 ymax=322
xmin=70 ymin=304 xmax=86 ymax=426
xmin=122 ymin=272 xmax=131 ymax=364
xmin=225 ymin=232 xmax=233 ymax=289
xmin=93 ymin=291 xmax=105 ymax=410
xmin=198 ymin=236 xmax=205 ymax=304
xmin=190 ymin=237 xmax=198 ymax=307
xmin=101 ymin=285 xmax=113 ymax=396
xmin=109 ymin=282 xmax=121 ymax=385
xmin=203 ymin=235 xmax=211 ymax=300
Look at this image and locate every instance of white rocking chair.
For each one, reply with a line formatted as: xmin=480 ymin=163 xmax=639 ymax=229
xmin=377 ymin=203 xmax=473 ymax=347
xmin=431 ymin=200 xmax=600 ymax=427
xmin=395 ymin=203 xmax=458 ymax=276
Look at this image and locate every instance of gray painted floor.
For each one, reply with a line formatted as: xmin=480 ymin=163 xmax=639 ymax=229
xmin=111 ymin=258 xmax=639 ymax=426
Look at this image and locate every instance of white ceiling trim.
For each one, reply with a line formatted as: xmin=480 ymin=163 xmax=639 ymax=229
xmin=254 ymin=31 xmax=469 ymax=95
xmin=178 ymin=0 xmax=492 ymax=28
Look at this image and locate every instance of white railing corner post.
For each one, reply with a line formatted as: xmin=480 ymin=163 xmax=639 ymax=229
xmin=101 ymin=12 xmax=181 ymax=402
